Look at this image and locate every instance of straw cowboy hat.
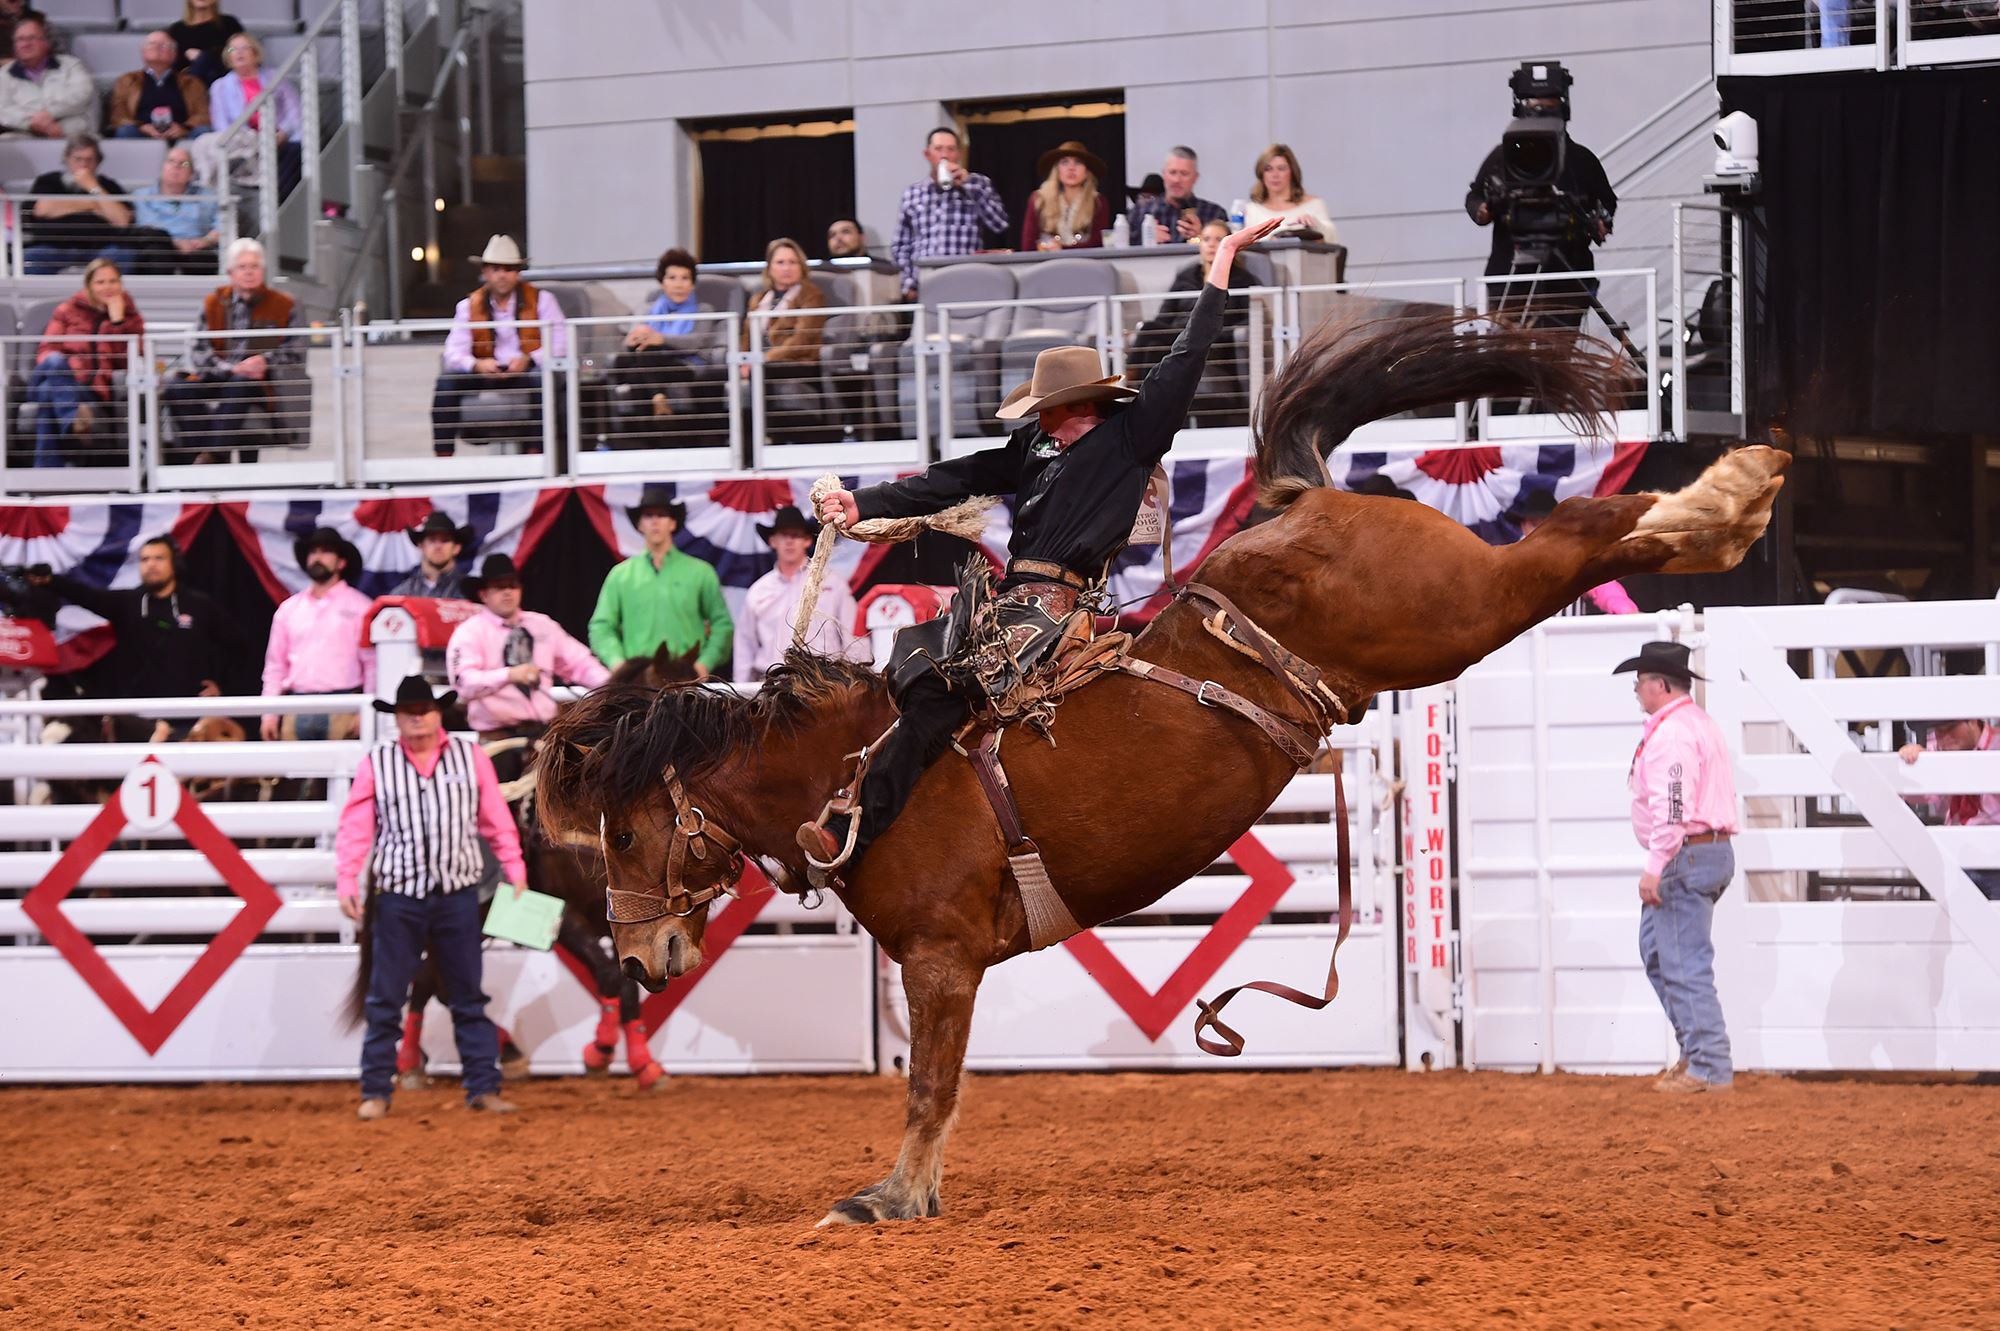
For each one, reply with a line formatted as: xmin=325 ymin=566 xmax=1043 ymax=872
xmin=994 ymin=345 xmax=1137 ymax=421
xmin=1036 ymin=139 xmax=1108 ymax=183
xmin=373 ymin=674 xmax=457 ymax=714
xmin=471 ymin=234 xmax=528 ymax=268
xmin=407 ymin=510 xmax=475 ymax=551
xmin=756 ymin=505 xmax=817 ymax=543
xmin=1612 ymin=640 xmax=1705 ymax=684
xmin=625 ymin=483 xmax=688 ymax=528
xmin=294 ymin=526 xmax=362 ymax=582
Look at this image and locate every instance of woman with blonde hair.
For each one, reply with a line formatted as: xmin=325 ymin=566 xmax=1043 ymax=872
xmin=1020 ymin=140 xmax=1110 ymax=252
xmin=739 ymin=236 xmax=828 ymax=370
xmin=1243 ymin=143 xmax=1337 ymax=241
xmin=27 ymin=258 xmax=145 ymax=468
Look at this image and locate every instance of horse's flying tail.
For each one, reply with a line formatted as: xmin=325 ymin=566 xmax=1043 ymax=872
xmin=1252 ymin=314 xmax=1629 ymax=509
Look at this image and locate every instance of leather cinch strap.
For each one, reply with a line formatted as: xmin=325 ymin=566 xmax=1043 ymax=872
xmin=965 ymin=730 xmax=1082 ymax=952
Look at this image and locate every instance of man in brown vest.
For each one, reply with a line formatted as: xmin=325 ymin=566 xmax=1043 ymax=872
xmin=430 ymin=234 xmax=569 ymax=457
xmin=160 ymin=236 xmax=300 ymax=463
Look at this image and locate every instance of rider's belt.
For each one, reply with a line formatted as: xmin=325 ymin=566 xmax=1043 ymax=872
xmin=1682 ymin=829 xmax=1732 ymax=845
xmin=1006 ymin=560 xmax=1085 ymax=591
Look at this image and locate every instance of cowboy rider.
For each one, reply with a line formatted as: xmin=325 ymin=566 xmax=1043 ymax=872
xmin=797 ymin=216 xmax=1284 ymax=884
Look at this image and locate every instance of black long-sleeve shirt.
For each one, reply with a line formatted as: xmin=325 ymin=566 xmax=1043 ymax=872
xmin=853 ymin=283 xmax=1226 ymax=583
xmin=51 ymin=577 xmax=244 ymax=698
xmin=1464 ymin=135 xmax=1616 ymax=277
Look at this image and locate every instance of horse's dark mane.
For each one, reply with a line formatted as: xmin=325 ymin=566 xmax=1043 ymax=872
xmin=536 ymin=647 xmax=885 ymax=834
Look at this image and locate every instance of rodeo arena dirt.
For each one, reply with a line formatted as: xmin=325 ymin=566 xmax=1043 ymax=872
xmin=11 ymin=44 xmax=2000 ymax=1329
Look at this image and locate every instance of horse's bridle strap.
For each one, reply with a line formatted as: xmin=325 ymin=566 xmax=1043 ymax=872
xmin=604 ymin=765 xmax=746 ymax=923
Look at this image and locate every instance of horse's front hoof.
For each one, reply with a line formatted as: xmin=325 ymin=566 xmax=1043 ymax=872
xmin=581 ymin=1041 xmax=614 ymax=1075
xmin=633 ymin=1059 xmax=668 ymax=1092
xmin=814 ymin=1184 xmax=940 ymax=1226
xmin=397 ymin=1069 xmax=431 ymax=1092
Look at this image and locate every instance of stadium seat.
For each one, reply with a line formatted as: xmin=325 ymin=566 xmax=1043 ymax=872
xmin=886 ymin=262 xmax=1015 ymax=442
xmin=59 ymin=0 xmax=121 ymax=32
xmin=996 ymin=258 xmax=1118 ymax=418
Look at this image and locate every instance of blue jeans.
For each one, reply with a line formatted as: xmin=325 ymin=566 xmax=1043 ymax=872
xmin=110 ymin=125 xmax=211 ymax=139
xmin=1639 ymin=840 xmax=1735 ymax=1084
xmin=22 ymin=242 xmax=138 ymax=276
xmin=359 ymin=888 xmax=501 ymax=1102
xmin=28 ymin=359 xmax=103 ymax=468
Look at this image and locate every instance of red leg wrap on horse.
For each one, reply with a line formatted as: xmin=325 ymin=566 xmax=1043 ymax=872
xmin=396 ymin=1010 xmax=424 ymax=1074
xmin=623 ymin=1019 xmax=664 ymax=1087
xmin=593 ymin=997 xmax=621 ymax=1048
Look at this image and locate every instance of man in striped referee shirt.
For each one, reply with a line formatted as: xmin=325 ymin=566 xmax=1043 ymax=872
xmin=336 ymin=675 xmax=527 ymax=1120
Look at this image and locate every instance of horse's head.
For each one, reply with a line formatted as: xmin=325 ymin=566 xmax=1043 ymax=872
xmin=538 ymin=654 xmax=893 ymax=989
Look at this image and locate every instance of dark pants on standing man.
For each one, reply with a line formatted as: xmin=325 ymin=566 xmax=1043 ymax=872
xmin=360 ymin=888 xmax=501 ymax=1103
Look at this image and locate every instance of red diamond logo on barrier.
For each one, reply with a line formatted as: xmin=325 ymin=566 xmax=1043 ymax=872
xmin=21 ymin=758 xmax=281 ymax=1055
xmin=556 ymin=862 xmax=777 ymax=1035
xmin=1061 ymin=832 xmax=1295 ymax=1042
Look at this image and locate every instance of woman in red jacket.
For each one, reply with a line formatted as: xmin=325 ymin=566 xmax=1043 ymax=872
xmin=28 ymin=258 xmax=144 ymax=468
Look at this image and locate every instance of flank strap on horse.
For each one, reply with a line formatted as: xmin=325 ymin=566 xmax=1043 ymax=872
xmin=604 ymin=765 xmax=747 ymax=924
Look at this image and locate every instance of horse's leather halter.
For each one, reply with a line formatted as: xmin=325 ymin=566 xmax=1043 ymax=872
xmin=603 ymin=766 xmax=748 ymax=924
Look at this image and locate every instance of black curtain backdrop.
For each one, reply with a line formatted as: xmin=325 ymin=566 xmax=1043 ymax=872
xmin=968 ymin=115 xmax=1127 ymax=250
xmin=698 ymin=131 xmax=857 ymax=264
xmin=1721 ymin=69 xmax=2000 ymax=437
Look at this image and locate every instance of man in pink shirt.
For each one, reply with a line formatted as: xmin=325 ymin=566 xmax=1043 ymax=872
xmin=1899 ymin=716 xmax=2000 ymax=898
xmin=1617 ymin=640 xmax=1738 ymax=1093
xmin=445 ymin=552 xmax=608 ymax=779
xmin=259 ymin=527 xmax=375 ymax=742
xmin=1516 ymin=490 xmax=1639 ymax=615
xmin=336 ymin=676 xmax=525 ymax=1120
xmin=733 ymin=505 xmax=866 ymax=682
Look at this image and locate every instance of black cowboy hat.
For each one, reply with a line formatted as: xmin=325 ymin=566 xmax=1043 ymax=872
xmin=373 ymin=673 xmax=458 ymax=714
xmin=625 ymin=483 xmax=688 ymax=528
xmin=1511 ymin=488 xmax=1559 ymax=521
xmin=1126 ymin=172 xmax=1165 ymax=203
xmin=407 ymin=510 xmax=475 ymax=550
xmin=463 ymin=552 xmax=523 ymax=597
xmin=756 ymin=504 xmax=817 ymax=542
xmin=294 ymin=526 xmax=362 ymax=582
xmin=1612 ymin=640 xmax=1705 ymax=683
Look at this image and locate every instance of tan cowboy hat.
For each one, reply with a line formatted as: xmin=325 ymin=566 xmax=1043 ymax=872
xmin=471 ymin=234 xmax=527 ymax=267
xmin=994 ymin=345 xmax=1136 ymax=421
xmin=1035 ymin=139 xmax=1108 ymax=183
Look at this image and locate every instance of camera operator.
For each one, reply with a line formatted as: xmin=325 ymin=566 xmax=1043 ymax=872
xmin=28 ymin=536 xmax=247 ymax=739
xmin=1466 ymin=61 xmax=1616 ymax=330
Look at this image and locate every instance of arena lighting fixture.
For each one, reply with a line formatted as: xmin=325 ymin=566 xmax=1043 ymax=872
xmin=434 ymin=197 xmax=446 ymax=212
xmin=410 ymin=246 xmax=424 ymax=261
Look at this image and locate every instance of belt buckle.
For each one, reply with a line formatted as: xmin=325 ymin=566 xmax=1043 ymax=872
xmin=1195 ymin=679 xmax=1224 ymax=708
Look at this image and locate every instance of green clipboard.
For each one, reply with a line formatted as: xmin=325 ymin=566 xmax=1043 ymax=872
xmin=483 ymin=885 xmax=564 ymax=950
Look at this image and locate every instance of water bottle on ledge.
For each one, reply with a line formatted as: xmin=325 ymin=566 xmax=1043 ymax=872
xmin=1109 ymin=214 xmax=1128 ymax=249
xmin=1229 ymin=199 xmax=1247 ymax=230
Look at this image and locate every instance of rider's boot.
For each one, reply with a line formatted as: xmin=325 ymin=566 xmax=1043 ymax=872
xmin=796 ymin=818 xmax=848 ymax=891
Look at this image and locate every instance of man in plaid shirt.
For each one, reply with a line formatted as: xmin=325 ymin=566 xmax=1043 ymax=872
xmin=891 ymin=126 xmax=1010 ymax=299
xmin=1124 ymin=145 xmax=1228 ymax=245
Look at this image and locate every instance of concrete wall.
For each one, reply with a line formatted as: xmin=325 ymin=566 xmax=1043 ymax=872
xmin=524 ymin=0 xmax=1714 ymax=287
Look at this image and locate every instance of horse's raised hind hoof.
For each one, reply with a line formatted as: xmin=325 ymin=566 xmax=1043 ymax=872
xmin=815 ymin=1183 xmax=941 ymax=1227
xmin=1625 ymin=444 xmax=1790 ymax=573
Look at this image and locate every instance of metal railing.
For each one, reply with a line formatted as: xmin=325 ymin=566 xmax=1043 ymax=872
xmin=1287 ymin=278 xmax=1471 ymax=450
xmin=354 ymin=315 xmax=563 ymax=484
xmin=1717 ymin=0 xmax=1891 ymax=74
xmin=1671 ymin=200 xmax=1747 ymax=440
xmin=1475 ymin=265 xmax=1661 ymax=445
xmin=746 ymin=300 xmax=928 ymax=470
xmin=566 ymin=311 xmax=741 ymax=474
xmin=5 ymin=193 xmax=229 ymax=281
xmin=145 ymin=323 xmax=335 ymax=489
xmin=0 ymin=333 xmax=145 ymax=492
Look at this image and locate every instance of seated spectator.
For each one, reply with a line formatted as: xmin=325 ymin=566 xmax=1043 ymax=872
xmin=0 ymin=15 xmax=94 ymax=140
xmin=24 ymin=134 xmax=138 ymax=274
xmin=128 ymin=142 xmax=220 ymax=274
xmin=734 ymin=506 xmax=864 ymax=682
xmin=170 ymin=0 xmax=244 ymax=85
xmin=208 ymin=32 xmax=302 ymax=196
xmin=161 ymin=238 xmax=301 ymax=463
xmin=27 ymin=259 xmax=144 ymax=468
xmin=1021 ymin=140 xmax=1110 ymax=252
xmin=1127 ymin=217 xmax=1252 ymax=377
xmin=1126 ymin=145 xmax=1227 ymax=245
xmin=447 ymin=553 xmax=610 ymax=779
xmin=110 ymin=31 xmax=211 ymax=141
xmin=825 ymin=217 xmax=867 ymax=259
xmin=432 ymin=234 xmax=568 ymax=458
xmin=610 ymin=246 xmax=722 ymax=425
xmin=741 ymin=237 xmax=827 ymax=377
xmin=1898 ymin=717 xmax=2000 ymax=897
xmin=891 ymin=126 xmax=1009 ymax=299
xmin=1242 ymin=143 xmax=1337 ymax=240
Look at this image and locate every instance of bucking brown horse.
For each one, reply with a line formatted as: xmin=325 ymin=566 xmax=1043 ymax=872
xmin=536 ymin=315 xmax=1788 ymax=1225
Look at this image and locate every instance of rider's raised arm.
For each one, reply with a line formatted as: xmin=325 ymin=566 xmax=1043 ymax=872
xmin=1120 ymin=216 xmax=1283 ymax=463
xmin=853 ymin=431 xmax=1028 ymax=522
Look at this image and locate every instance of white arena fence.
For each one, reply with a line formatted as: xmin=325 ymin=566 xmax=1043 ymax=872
xmin=0 ymin=234 xmax=1747 ymax=496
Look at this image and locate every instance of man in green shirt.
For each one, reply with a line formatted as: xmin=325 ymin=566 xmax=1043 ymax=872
xmin=588 ymin=485 xmax=733 ymax=678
